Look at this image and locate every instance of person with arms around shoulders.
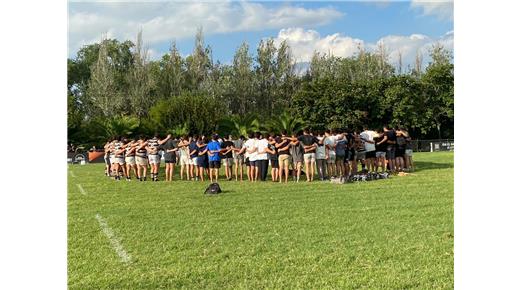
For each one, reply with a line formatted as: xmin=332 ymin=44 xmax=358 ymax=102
xmin=289 ymin=131 xmax=304 ymax=182
xmin=147 ymin=133 xmax=171 ymax=181
xmin=377 ymin=125 xmax=397 ymax=173
xmin=197 ymin=135 xmax=210 ymax=182
xmin=360 ymin=126 xmax=377 ymax=173
xmin=162 ymin=136 xmax=178 ymax=182
xmin=232 ymin=135 xmax=245 ymax=181
xmin=188 ymin=135 xmax=199 ymax=181
xmin=298 ymin=128 xmax=319 ymax=182
xmin=255 ymin=132 xmax=270 ymax=181
xmin=315 ymin=131 xmax=328 ymax=181
xmin=275 ymin=130 xmax=292 ymax=183
xmin=207 ymin=134 xmax=222 ymax=183
xmin=124 ymin=139 xmax=138 ymax=181
xmin=324 ymin=130 xmax=337 ymax=178
xmin=221 ymin=135 xmax=235 ymax=181
xmin=244 ymin=132 xmax=258 ymax=182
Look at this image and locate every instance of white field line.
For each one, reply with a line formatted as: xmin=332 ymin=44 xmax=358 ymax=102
xmin=69 ymin=171 xmax=77 ymax=178
xmin=76 ymin=184 xmax=86 ymax=195
xmin=95 ymin=214 xmax=132 ymax=264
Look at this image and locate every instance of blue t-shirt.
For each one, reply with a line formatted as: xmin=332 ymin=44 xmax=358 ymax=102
xmin=189 ymin=141 xmax=199 ymax=158
xmin=207 ymin=141 xmax=221 ymax=161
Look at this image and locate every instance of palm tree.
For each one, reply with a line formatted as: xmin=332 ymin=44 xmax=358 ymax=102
xmin=93 ymin=115 xmax=140 ymax=140
xmin=217 ymin=115 xmax=260 ymax=137
xmin=266 ymin=111 xmax=306 ymax=135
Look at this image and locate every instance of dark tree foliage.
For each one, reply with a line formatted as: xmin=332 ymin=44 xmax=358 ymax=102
xmin=67 ymin=30 xmax=454 ymax=147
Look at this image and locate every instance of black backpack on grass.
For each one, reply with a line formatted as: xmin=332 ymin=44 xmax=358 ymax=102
xmin=205 ymin=183 xmax=222 ymax=194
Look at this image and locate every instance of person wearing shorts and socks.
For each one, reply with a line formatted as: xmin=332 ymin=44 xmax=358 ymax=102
xmin=197 ymin=136 xmax=209 ymax=181
xmin=324 ymin=130 xmax=337 ymax=178
xmin=244 ymin=132 xmax=258 ymax=182
xmin=395 ymin=128 xmax=407 ymax=172
xmin=135 ymin=137 xmax=148 ymax=181
xmin=289 ymin=132 xmax=304 ymax=182
xmin=177 ymin=136 xmax=190 ymax=180
xmin=207 ymin=134 xmax=222 ymax=183
xmin=373 ymin=130 xmax=386 ymax=173
xmin=315 ymin=132 xmax=327 ymax=181
xmin=162 ymin=137 xmax=178 ymax=182
xmin=361 ymin=126 xmax=377 ymax=173
xmin=112 ymin=137 xmax=126 ymax=180
xmin=335 ymin=133 xmax=347 ymax=178
xmin=232 ymin=135 xmax=245 ymax=181
xmin=298 ymin=128 xmax=319 ymax=182
xmin=377 ymin=125 xmax=397 ymax=173
xmin=124 ymin=140 xmax=137 ymax=181
xmin=402 ymin=129 xmax=414 ymax=171
xmin=221 ymin=135 xmax=235 ymax=181
xmin=267 ymin=134 xmax=279 ymax=182
xmin=147 ymin=133 xmax=171 ymax=181
xmin=276 ymin=131 xmax=291 ymax=183
xmin=188 ymin=136 xmax=199 ymax=180
xmin=352 ymin=131 xmax=366 ymax=174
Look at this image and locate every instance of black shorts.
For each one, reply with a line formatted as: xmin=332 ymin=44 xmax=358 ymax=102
xmin=395 ymin=148 xmax=405 ymax=158
xmin=249 ymin=160 xmax=257 ymax=167
xmin=270 ymin=159 xmax=279 ymax=168
xmin=366 ymin=151 xmax=376 ymax=159
xmin=209 ymin=160 xmax=221 ymax=168
xmin=348 ymin=149 xmax=356 ymax=161
xmin=245 ymin=157 xmax=250 ymax=165
xmin=164 ymin=159 xmax=176 ymax=164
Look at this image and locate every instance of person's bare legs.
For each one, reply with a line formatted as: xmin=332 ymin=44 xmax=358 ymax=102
xmin=304 ymin=161 xmax=311 ymax=182
xmin=295 ymin=162 xmax=302 ymax=182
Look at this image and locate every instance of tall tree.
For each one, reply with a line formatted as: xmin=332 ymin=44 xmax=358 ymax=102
xmin=231 ymin=42 xmax=254 ymax=115
xmin=86 ymin=37 xmax=121 ymax=118
xmin=255 ymin=38 xmax=277 ymax=114
xmin=127 ymin=31 xmax=155 ymax=120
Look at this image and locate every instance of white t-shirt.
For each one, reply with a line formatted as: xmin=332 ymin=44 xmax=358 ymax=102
xmin=324 ymin=136 xmax=336 ymax=156
xmin=361 ymin=130 xmax=376 ymax=152
xmin=244 ymin=138 xmax=258 ymax=161
xmin=256 ymin=138 xmax=269 ymax=160
xmin=316 ymin=136 xmax=326 ymax=159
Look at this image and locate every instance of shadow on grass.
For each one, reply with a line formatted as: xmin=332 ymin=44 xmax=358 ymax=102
xmin=414 ymin=161 xmax=454 ymax=172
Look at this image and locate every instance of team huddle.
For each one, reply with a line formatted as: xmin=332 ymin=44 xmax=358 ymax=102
xmin=103 ymin=125 xmax=414 ymax=183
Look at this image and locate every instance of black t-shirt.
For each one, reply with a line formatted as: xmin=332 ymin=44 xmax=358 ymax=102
xmin=385 ymin=130 xmax=397 ymax=150
xmin=276 ymin=137 xmax=290 ymax=155
xmin=161 ymin=139 xmax=177 ymax=160
xmin=298 ymin=135 xmax=318 ymax=153
xmin=374 ymin=136 xmax=385 ymax=152
xmin=222 ymin=141 xmax=234 ymax=158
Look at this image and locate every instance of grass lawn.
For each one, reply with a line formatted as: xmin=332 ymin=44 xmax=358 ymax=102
xmin=68 ymin=152 xmax=454 ymax=289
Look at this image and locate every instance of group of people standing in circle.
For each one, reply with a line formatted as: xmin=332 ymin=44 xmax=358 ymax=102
xmin=103 ymin=125 xmax=414 ymax=183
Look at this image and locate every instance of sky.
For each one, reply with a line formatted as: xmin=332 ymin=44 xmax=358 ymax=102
xmin=68 ymin=0 xmax=453 ymax=70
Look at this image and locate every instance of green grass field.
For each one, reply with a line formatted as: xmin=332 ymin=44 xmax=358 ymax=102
xmin=68 ymin=152 xmax=453 ymax=289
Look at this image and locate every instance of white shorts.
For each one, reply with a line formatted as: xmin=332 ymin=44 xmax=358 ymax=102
xmin=148 ymin=154 xmax=160 ymax=164
xmin=304 ymin=153 xmax=316 ymax=163
xmin=405 ymin=149 xmax=413 ymax=157
xmin=191 ymin=157 xmax=198 ymax=165
xmin=115 ymin=157 xmax=125 ymax=165
xmin=136 ymin=156 xmax=148 ymax=166
xmin=109 ymin=155 xmax=115 ymax=164
xmin=179 ymin=156 xmax=190 ymax=166
xmin=125 ymin=156 xmax=136 ymax=165
xmin=327 ymin=154 xmax=336 ymax=164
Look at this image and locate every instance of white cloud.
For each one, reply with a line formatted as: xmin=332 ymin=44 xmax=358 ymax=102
xmin=68 ymin=2 xmax=343 ymax=56
xmin=273 ymin=28 xmax=364 ymax=63
xmin=273 ymin=28 xmax=454 ymax=70
xmin=410 ymin=0 xmax=454 ymax=21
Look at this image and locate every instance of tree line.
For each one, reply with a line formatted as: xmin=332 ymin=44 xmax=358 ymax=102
xmin=68 ymin=28 xmax=453 ymax=148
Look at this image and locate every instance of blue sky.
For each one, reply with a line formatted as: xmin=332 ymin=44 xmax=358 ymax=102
xmin=68 ymin=1 xmax=453 ymax=68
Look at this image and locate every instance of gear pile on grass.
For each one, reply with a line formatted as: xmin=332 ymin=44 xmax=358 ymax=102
xmin=330 ymin=172 xmax=390 ymax=184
